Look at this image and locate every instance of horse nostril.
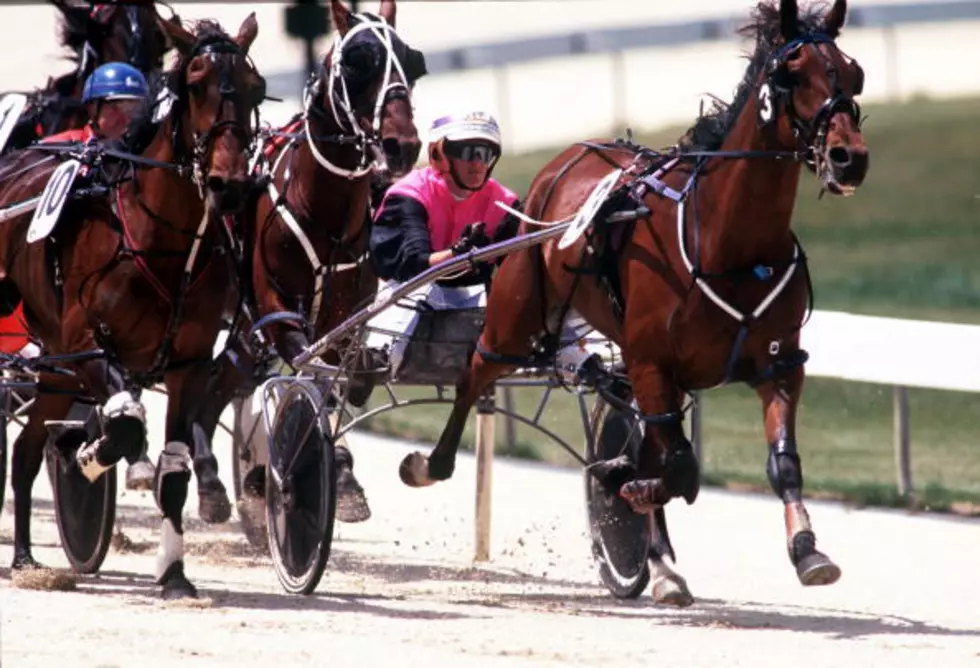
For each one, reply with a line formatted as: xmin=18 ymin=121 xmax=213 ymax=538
xmin=828 ymin=146 xmax=852 ymax=167
xmin=207 ymin=176 xmax=227 ymax=193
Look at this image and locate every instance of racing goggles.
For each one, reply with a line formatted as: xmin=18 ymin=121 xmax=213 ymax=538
xmin=443 ymin=141 xmax=499 ymax=165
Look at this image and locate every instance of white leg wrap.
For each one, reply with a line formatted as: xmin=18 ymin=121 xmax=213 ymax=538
xmin=556 ymin=344 xmax=599 ymax=382
xmin=155 ymin=517 xmax=184 ymax=581
xmin=101 ymin=390 xmax=146 ymax=424
xmin=75 ymin=439 xmax=111 ymax=483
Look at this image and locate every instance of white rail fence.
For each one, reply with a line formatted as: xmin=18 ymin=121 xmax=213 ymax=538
xmin=474 ymin=309 xmax=980 ymax=560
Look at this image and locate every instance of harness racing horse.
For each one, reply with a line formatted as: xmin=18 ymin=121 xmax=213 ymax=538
xmin=197 ymin=0 xmax=426 ymax=525
xmin=401 ymin=0 xmax=869 ymax=603
xmin=0 ymin=14 xmax=265 ymax=599
xmin=0 ymin=0 xmax=179 ymax=154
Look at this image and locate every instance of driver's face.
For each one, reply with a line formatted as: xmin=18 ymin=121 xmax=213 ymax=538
xmin=94 ymin=99 xmax=141 ymax=139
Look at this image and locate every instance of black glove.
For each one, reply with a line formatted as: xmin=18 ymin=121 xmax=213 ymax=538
xmin=450 ymin=222 xmax=491 ymax=256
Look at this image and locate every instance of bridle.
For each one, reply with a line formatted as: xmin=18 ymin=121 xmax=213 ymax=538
xmin=759 ymin=32 xmax=864 ymax=174
xmin=301 ymin=13 xmax=415 ymax=180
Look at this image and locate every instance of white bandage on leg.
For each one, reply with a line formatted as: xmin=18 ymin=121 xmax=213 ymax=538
xmin=155 ymin=517 xmax=184 ymax=582
xmin=100 ymin=390 xmax=146 ymax=424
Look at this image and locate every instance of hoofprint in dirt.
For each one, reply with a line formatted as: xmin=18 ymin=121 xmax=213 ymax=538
xmin=1 ymin=394 xmax=979 ymax=668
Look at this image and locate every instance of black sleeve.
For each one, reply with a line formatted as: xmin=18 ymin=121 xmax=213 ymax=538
xmin=492 ymin=198 xmax=522 ymax=243
xmin=369 ymin=195 xmax=432 ymax=282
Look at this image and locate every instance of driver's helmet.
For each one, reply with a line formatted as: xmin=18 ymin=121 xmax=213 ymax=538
xmin=82 ymin=62 xmax=150 ymax=104
xmin=427 ymin=111 xmax=502 ymax=188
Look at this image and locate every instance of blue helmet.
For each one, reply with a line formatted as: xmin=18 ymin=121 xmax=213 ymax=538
xmin=82 ymin=62 xmax=149 ymax=104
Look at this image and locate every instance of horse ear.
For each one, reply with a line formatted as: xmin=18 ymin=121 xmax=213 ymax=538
xmin=824 ymin=0 xmax=847 ymax=37
xmin=378 ymin=0 xmax=396 ymax=27
xmin=235 ymin=12 xmax=259 ymax=54
xmin=779 ymin=0 xmax=799 ymax=41
xmin=330 ymin=0 xmax=352 ymax=37
xmin=158 ymin=14 xmax=197 ymax=55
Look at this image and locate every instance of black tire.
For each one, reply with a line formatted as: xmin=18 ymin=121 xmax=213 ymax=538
xmin=46 ymin=444 xmax=116 ymax=574
xmin=265 ymin=381 xmax=336 ymax=595
xmin=230 ymin=396 xmax=268 ymax=550
xmin=585 ymin=398 xmax=651 ymax=599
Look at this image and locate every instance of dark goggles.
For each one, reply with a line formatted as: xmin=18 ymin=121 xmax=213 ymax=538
xmin=444 ymin=141 xmax=498 ymax=164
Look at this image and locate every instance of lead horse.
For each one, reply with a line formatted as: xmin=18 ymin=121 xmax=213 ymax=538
xmin=197 ymin=0 xmax=425 ymax=528
xmin=0 ymin=13 xmax=265 ymax=598
xmin=401 ymin=0 xmax=869 ymax=603
xmin=1 ymin=0 xmax=179 ymax=154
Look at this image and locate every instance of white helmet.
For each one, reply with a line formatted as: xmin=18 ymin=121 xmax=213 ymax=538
xmin=427 ymin=110 xmax=502 ymax=191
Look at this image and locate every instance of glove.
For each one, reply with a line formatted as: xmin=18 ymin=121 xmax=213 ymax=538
xmin=450 ymin=222 xmax=491 ymax=256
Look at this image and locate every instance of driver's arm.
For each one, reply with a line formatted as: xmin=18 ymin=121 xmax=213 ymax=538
xmin=369 ymin=194 xmax=434 ymax=282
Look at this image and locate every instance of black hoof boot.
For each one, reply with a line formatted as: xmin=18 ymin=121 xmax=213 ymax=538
xmin=664 ymin=440 xmax=700 ymax=504
xmin=335 ymin=447 xmax=371 ymax=523
xmin=791 ymin=531 xmax=841 ymax=586
xmin=158 ymin=560 xmax=198 ymax=600
xmin=586 ymin=454 xmax=637 ymax=497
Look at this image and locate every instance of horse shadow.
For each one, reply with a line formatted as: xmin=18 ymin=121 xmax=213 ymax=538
xmin=481 ymin=589 xmax=980 ymax=640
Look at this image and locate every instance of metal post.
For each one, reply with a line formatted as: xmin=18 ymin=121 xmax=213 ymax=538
xmin=610 ymin=49 xmax=627 ymax=134
xmin=883 ymin=24 xmax=899 ymax=100
xmin=502 ymin=387 xmax=516 ymax=452
xmin=690 ymin=391 xmax=703 ymax=464
xmin=492 ymin=66 xmax=512 ymax=155
xmin=474 ymin=388 xmax=496 ymax=562
xmin=893 ymin=385 xmax=913 ymax=500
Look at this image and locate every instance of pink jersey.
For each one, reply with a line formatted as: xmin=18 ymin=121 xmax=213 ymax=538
xmin=379 ymin=166 xmax=518 ymax=251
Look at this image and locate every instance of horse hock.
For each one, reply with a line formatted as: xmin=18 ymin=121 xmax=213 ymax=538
xmin=766 ymin=438 xmax=841 ymax=586
xmin=75 ymin=390 xmax=146 ymax=482
xmin=154 ymin=440 xmax=197 ymax=599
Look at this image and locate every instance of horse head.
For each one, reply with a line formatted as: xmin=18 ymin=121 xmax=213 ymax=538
xmin=756 ymin=0 xmax=869 ymax=195
xmin=52 ymin=0 xmax=177 ymax=75
xmin=159 ymin=14 xmax=265 ymax=214
xmin=316 ymin=0 xmax=426 ymax=178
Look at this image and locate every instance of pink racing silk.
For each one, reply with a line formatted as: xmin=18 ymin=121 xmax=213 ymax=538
xmin=378 ymin=166 xmax=518 ymax=251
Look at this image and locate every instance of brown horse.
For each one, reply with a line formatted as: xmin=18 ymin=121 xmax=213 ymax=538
xmin=401 ymin=0 xmax=869 ymax=603
xmin=0 ymin=13 xmax=264 ymax=599
xmin=197 ymin=0 xmax=425 ymax=524
xmin=1 ymin=0 xmax=180 ymax=154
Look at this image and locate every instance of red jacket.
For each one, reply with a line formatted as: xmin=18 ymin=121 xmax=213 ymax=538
xmin=41 ymin=125 xmax=95 ymax=144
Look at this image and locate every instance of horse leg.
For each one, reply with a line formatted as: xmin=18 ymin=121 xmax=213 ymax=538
xmin=400 ymin=249 xmax=543 ymax=487
xmin=152 ymin=363 xmax=213 ymax=599
xmin=10 ymin=389 xmax=76 ymax=569
xmin=758 ymin=366 xmax=841 ymax=586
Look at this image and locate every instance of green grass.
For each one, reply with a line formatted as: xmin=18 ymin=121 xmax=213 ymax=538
xmin=358 ymin=95 xmax=980 ymax=515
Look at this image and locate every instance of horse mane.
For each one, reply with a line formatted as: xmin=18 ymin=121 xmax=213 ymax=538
xmin=56 ymin=14 xmax=88 ymax=63
xmin=678 ymin=1 xmax=830 ymax=151
xmin=114 ymin=20 xmax=232 ymax=156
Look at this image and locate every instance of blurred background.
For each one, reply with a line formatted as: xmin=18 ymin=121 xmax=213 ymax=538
xmin=1 ymin=0 xmax=978 ymax=513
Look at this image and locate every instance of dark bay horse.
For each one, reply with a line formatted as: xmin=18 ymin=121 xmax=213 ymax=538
xmin=1 ymin=0 xmax=179 ymax=154
xmin=0 ymin=14 xmax=265 ymax=599
xmin=401 ymin=0 xmax=869 ymax=604
xmin=197 ymin=0 xmax=426 ymax=524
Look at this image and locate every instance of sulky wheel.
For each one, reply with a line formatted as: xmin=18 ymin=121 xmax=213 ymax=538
xmin=584 ymin=398 xmax=651 ymax=599
xmin=265 ymin=380 xmax=336 ymax=595
xmin=45 ymin=429 xmax=117 ymax=575
xmin=0 ymin=389 xmax=9 ymax=518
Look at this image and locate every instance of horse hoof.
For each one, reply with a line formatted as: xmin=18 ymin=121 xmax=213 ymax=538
xmin=11 ymin=553 xmax=45 ymax=571
xmin=126 ymin=460 xmax=155 ymax=491
xmin=336 ymin=465 xmax=372 ymax=523
xmin=651 ymin=574 xmax=694 ymax=607
xmin=159 ymin=560 xmax=198 ymax=600
xmin=796 ymin=551 xmax=841 ymax=586
xmin=398 ymin=452 xmax=435 ymax=488
xmin=198 ymin=485 xmax=232 ymax=524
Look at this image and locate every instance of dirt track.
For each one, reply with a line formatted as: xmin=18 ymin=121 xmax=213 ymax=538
xmin=1 ymin=393 xmax=979 ymax=668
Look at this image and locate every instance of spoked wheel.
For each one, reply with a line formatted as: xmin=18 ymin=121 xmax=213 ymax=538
xmin=45 ymin=437 xmax=117 ymax=575
xmin=265 ymin=381 xmax=336 ymax=595
xmin=230 ymin=395 xmax=269 ymax=550
xmin=585 ymin=398 xmax=651 ymax=599
xmin=0 ymin=389 xmax=9 ymax=518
